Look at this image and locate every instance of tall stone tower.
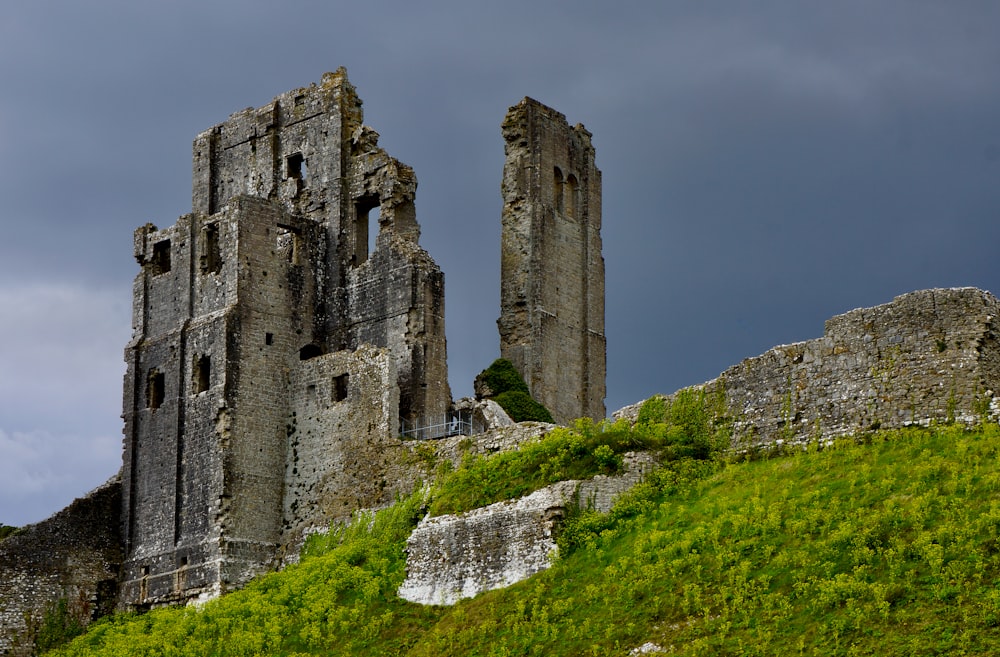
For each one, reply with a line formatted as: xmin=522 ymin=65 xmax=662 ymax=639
xmin=120 ymin=70 xmax=450 ymax=607
xmin=498 ymin=98 xmax=606 ymax=423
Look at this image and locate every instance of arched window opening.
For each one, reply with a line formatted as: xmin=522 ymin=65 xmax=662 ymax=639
xmin=565 ymin=174 xmax=579 ymax=219
xmin=352 ymin=195 xmax=380 ymax=267
xmin=553 ymin=167 xmax=564 ymax=214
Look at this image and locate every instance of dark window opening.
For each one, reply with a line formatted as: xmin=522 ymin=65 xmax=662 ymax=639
xmin=200 ymin=223 xmax=221 ymax=274
xmin=333 ymin=374 xmax=349 ymax=402
xmin=141 ymin=566 xmax=150 ymax=577
xmin=265 ymin=332 xmax=274 ymax=346
xmin=179 ymin=556 xmax=188 ymax=567
xmin=150 ymin=240 xmax=171 ymax=275
xmin=352 ymin=196 xmax=380 ymax=267
xmin=193 ymin=355 xmax=211 ymax=394
xmin=299 ymin=344 xmax=324 ymax=361
xmin=287 ymin=153 xmax=306 ymax=191
xmin=147 ymin=369 xmax=165 ymax=410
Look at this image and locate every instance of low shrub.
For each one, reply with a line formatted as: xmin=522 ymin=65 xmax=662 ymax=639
xmin=494 ymin=390 xmax=554 ymax=423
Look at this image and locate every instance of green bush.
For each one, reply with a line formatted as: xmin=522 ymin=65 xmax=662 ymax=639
xmin=494 ymin=390 xmax=555 ymax=423
xmin=637 ymin=394 xmax=668 ymax=425
xmin=0 ymin=524 xmax=18 ymax=541
xmin=477 ymin=358 xmax=529 ymax=396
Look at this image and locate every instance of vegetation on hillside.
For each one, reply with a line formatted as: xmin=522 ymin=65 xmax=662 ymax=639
xmin=49 ymin=420 xmax=1000 ymax=656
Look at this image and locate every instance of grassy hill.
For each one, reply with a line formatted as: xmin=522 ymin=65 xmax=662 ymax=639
xmin=47 ymin=420 xmax=1000 ymax=656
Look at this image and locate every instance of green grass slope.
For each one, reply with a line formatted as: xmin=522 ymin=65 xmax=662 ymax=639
xmin=50 ymin=423 xmax=1000 ymax=656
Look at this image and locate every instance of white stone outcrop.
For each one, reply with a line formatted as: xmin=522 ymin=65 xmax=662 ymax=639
xmin=398 ymin=453 xmax=655 ymax=606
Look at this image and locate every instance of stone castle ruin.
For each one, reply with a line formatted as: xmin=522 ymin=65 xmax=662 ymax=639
xmin=499 ymin=99 xmax=606 ymax=424
xmin=3 ymin=69 xmax=1000 ymax=652
xmin=120 ymin=68 xmax=454 ymax=607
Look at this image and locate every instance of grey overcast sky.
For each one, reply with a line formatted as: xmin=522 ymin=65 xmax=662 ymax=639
xmin=2 ymin=1 xmax=999 ymax=526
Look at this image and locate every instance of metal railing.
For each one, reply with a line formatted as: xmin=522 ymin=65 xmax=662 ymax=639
xmin=399 ymin=410 xmax=482 ymax=440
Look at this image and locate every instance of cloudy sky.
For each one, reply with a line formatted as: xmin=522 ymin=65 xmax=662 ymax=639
xmin=2 ymin=1 xmax=999 ymax=526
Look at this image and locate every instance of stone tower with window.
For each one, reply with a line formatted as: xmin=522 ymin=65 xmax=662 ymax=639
xmin=498 ymin=98 xmax=607 ymax=424
xmin=120 ymin=70 xmax=450 ymax=607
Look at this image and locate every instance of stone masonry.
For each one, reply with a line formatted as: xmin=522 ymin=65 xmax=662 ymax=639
xmin=120 ymin=70 xmax=451 ymax=608
xmin=0 ymin=478 xmax=121 ymax=656
xmin=616 ymin=288 xmax=1000 ymax=445
xmin=499 ymin=98 xmax=607 ymax=424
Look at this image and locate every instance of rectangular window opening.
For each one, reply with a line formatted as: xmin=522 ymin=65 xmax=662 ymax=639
xmin=333 ymin=374 xmax=349 ymax=402
xmin=193 ymin=355 xmax=211 ymax=394
xmin=147 ymin=369 xmax=165 ymax=410
xmin=286 ymin=153 xmax=306 ymax=192
xmin=200 ymin=223 xmax=221 ymax=274
xmin=150 ymin=240 xmax=171 ymax=275
xmin=276 ymin=224 xmax=302 ymax=265
xmin=265 ymin=332 xmax=274 ymax=346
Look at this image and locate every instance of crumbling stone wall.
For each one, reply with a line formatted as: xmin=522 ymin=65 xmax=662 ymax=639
xmin=499 ymin=98 xmax=606 ymax=424
xmin=283 ymin=345 xmax=400 ymax=551
xmin=0 ymin=477 xmax=121 ymax=656
xmin=617 ymin=288 xmax=1000 ymax=445
xmin=120 ymin=70 xmax=451 ymax=608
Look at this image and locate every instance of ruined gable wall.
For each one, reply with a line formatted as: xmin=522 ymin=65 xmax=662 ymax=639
xmin=617 ymin=288 xmax=1000 ymax=445
xmin=499 ymin=98 xmax=606 ymax=424
xmin=0 ymin=478 xmax=121 ymax=657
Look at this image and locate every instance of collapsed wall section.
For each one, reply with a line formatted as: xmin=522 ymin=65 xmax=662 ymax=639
xmin=499 ymin=97 xmax=606 ymax=424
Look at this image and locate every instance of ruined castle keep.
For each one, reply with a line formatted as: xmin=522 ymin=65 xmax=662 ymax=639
xmin=120 ymin=69 xmax=453 ymax=607
xmin=499 ymin=99 xmax=607 ymax=424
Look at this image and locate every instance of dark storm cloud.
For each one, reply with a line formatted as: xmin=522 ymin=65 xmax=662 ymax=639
xmin=2 ymin=1 xmax=999 ymax=525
